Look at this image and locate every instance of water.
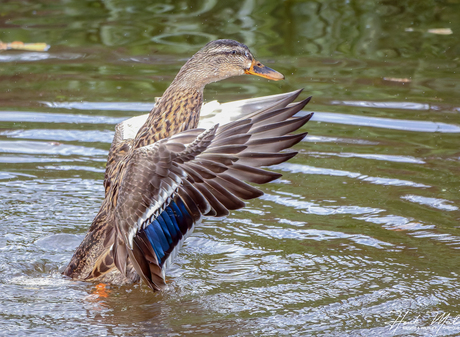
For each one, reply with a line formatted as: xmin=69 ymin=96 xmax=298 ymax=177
xmin=1 ymin=0 xmax=460 ymax=335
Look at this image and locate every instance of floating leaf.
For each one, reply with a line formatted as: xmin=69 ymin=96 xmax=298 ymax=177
xmin=427 ymin=28 xmax=453 ymax=35
xmin=383 ymin=77 xmax=412 ymax=83
xmin=0 ymin=41 xmax=50 ymax=51
xmin=405 ymin=28 xmax=453 ymax=35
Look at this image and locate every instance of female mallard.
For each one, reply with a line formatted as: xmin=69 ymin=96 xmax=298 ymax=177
xmin=64 ymin=39 xmax=313 ymax=291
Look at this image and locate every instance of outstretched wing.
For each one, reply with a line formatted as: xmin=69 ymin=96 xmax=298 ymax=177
xmin=103 ymin=90 xmax=304 ymax=194
xmin=109 ymin=96 xmax=313 ymax=291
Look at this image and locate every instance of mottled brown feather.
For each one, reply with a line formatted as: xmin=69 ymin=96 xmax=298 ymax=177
xmin=64 ymin=40 xmax=315 ymax=292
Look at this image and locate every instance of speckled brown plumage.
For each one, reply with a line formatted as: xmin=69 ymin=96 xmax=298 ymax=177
xmin=63 ymin=40 xmax=307 ymax=288
xmin=108 ymin=97 xmax=313 ymax=291
xmin=134 ymin=88 xmax=202 ymax=148
xmin=103 ymin=89 xmax=202 ymax=194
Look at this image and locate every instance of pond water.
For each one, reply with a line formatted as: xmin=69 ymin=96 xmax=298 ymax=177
xmin=1 ymin=0 xmax=460 ymax=336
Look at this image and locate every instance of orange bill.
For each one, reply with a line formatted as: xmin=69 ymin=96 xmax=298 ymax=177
xmin=244 ymin=59 xmax=284 ymax=81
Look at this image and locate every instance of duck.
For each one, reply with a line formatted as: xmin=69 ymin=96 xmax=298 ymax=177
xmin=63 ymin=39 xmax=313 ymax=291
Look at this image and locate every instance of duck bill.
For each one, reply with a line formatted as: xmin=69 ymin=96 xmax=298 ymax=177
xmin=244 ymin=59 xmax=284 ymax=81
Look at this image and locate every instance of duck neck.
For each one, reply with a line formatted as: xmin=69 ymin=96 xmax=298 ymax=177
xmin=133 ymin=75 xmax=205 ymax=149
xmin=133 ymin=51 xmax=231 ymax=149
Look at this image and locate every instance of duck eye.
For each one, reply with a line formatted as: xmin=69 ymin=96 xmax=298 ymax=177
xmin=231 ymin=50 xmax=237 ymax=55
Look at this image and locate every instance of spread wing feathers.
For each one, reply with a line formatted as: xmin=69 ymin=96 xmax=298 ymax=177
xmin=110 ymin=95 xmax=313 ymax=291
xmin=234 ymin=88 xmax=304 ymax=121
xmin=103 ymin=90 xmax=305 ymax=196
xmin=110 ymin=128 xmax=218 ymax=291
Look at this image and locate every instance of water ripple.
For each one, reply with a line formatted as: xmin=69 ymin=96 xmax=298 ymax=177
xmin=41 ymin=101 xmax=154 ymax=112
xmin=271 ymin=163 xmax=431 ymax=188
xmin=357 ymin=214 xmax=435 ymax=231
xmin=0 ymin=140 xmax=107 ymax=156
xmin=38 ymin=101 xmax=460 ymax=133
xmin=330 ymin=99 xmax=431 ymax=111
xmin=0 ymin=52 xmax=82 ymax=62
xmin=409 ymin=231 xmax=460 ymax=247
xmin=1 ymin=129 xmax=114 ymax=143
xmin=401 ymin=194 xmax=459 ymax=211
xmin=309 ymin=151 xmax=425 ymax=164
xmin=247 ymin=227 xmax=393 ymax=249
xmin=0 ymin=112 xmax=124 ymax=124
xmin=304 ymin=135 xmax=379 ymax=145
xmin=35 ymin=234 xmax=84 ymax=252
xmin=305 ymin=111 xmax=460 ymax=133
xmin=260 ymin=193 xmax=383 ymax=216
xmin=41 ymin=165 xmax=105 ymax=173
xmin=0 ymin=172 xmax=36 ymax=180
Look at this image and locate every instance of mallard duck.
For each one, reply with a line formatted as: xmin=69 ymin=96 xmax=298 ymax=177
xmin=64 ymin=39 xmax=313 ymax=291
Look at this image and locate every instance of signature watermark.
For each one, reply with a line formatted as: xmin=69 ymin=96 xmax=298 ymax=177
xmin=389 ymin=311 xmax=460 ymax=334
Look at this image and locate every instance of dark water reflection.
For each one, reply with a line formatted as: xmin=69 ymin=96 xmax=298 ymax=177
xmin=1 ymin=0 xmax=460 ymax=336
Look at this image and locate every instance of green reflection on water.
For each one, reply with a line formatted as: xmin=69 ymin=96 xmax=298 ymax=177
xmin=0 ymin=0 xmax=460 ymax=335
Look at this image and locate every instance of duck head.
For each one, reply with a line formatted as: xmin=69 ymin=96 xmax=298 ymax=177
xmin=172 ymin=39 xmax=284 ymax=89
